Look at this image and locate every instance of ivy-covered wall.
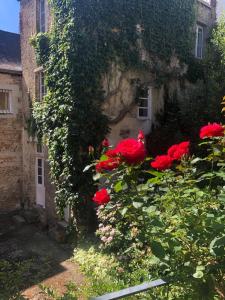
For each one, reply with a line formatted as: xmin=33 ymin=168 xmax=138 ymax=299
xmin=31 ymin=0 xmax=205 ymax=221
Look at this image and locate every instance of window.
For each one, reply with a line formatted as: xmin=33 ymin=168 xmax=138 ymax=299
xmin=0 ymin=89 xmax=12 ymax=114
xmin=39 ymin=72 xmax=46 ymax=101
xmin=35 ymin=71 xmax=46 ymax=101
xmin=137 ymin=87 xmax=151 ymax=119
xmin=38 ymin=0 xmax=46 ymax=32
xmin=37 ymin=158 xmax=44 ymax=185
xmin=195 ymin=25 xmax=204 ymax=59
xmin=37 ymin=142 xmax=43 ymax=153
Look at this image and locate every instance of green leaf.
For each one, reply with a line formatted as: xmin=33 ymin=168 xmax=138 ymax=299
xmin=150 ymin=241 xmax=166 ymax=260
xmin=100 ymin=155 xmax=108 ymax=162
xmin=210 ymin=235 xmax=225 ymax=256
xmin=132 ymin=202 xmax=143 ymax=209
xmin=145 ymin=170 xmax=163 ymax=178
xmin=193 ymin=271 xmax=204 ymax=279
xmin=114 ymin=181 xmax=123 ymax=192
xmin=120 ymin=207 xmax=128 ymax=216
xmin=145 ymin=206 xmax=157 ymax=214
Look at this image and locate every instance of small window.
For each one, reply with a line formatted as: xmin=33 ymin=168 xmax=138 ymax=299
xmin=137 ymin=87 xmax=151 ymax=120
xmin=0 ymin=89 xmax=12 ymax=114
xmin=39 ymin=72 xmax=46 ymax=101
xmin=195 ymin=25 xmax=204 ymax=59
xmin=37 ymin=142 xmax=43 ymax=153
xmin=38 ymin=0 xmax=46 ymax=33
xmin=37 ymin=158 xmax=44 ymax=185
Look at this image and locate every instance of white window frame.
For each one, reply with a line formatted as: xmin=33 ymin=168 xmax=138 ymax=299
xmin=195 ymin=25 xmax=204 ymax=59
xmin=39 ymin=0 xmax=46 ymax=33
xmin=39 ymin=71 xmax=46 ymax=101
xmin=37 ymin=158 xmax=45 ymax=186
xmin=137 ymin=87 xmax=152 ymax=120
xmin=0 ymin=89 xmax=12 ymax=114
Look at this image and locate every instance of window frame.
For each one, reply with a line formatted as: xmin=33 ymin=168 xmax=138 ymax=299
xmin=39 ymin=71 xmax=46 ymax=101
xmin=195 ymin=24 xmax=204 ymax=59
xmin=0 ymin=89 xmax=12 ymax=114
xmin=38 ymin=0 xmax=46 ymax=33
xmin=137 ymin=87 xmax=152 ymax=120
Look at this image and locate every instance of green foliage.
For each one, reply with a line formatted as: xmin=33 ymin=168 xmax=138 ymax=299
xmin=94 ymin=133 xmax=225 ymax=299
xmin=0 ymin=260 xmax=31 ymax=299
xmin=31 ymin=0 xmax=196 ymax=220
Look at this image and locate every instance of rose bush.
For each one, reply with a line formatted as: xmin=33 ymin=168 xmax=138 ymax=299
xmin=88 ymin=124 xmax=225 ymax=299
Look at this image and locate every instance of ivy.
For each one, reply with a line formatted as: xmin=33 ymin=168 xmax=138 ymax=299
xmin=32 ymin=0 xmax=196 ymax=224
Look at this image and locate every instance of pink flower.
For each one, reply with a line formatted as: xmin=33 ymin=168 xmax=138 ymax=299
xmin=200 ymin=123 xmax=224 ymax=139
xmin=151 ymin=155 xmax=173 ymax=171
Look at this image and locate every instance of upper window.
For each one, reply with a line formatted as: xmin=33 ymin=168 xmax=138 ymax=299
xmin=195 ymin=25 xmax=204 ymax=59
xmin=137 ymin=87 xmax=151 ymax=120
xmin=0 ymin=89 xmax=12 ymax=114
xmin=39 ymin=72 xmax=46 ymax=100
xmin=38 ymin=0 xmax=46 ymax=32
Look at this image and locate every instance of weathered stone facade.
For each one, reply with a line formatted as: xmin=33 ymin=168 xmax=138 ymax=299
xmin=0 ymin=73 xmax=23 ymax=212
xmin=0 ymin=30 xmax=23 ymax=212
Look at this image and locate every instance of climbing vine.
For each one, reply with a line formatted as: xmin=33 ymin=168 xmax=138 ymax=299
xmin=31 ymin=0 xmax=196 ymax=224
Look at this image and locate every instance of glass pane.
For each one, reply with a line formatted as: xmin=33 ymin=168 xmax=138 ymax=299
xmin=38 ymin=167 xmax=42 ymax=176
xmin=37 ymin=143 xmax=43 ymax=153
xmin=38 ymin=176 xmax=43 ymax=185
xmin=139 ymin=108 xmax=148 ymax=117
xmin=40 ymin=0 xmax=46 ymax=32
xmin=139 ymin=87 xmax=148 ymax=98
xmin=0 ymin=91 xmax=9 ymax=110
xmin=40 ymin=72 xmax=46 ymax=100
xmin=197 ymin=27 xmax=203 ymax=58
xmin=38 ymin=159 xmax=42 ymax=168
xmin=139 ymin=98 xmax=148 ymax=108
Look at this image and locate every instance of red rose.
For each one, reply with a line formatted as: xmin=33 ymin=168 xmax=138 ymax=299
xmin=102 ymin=138 xmax=110 ymax=147
xmin=105 ymin=149 xmax=118 ymax=158
xmin=115 ymin=138 xmax=146 ymax=165
xmin=168 ymin=141 xmax=190 ymax=161
xmin=93 ymin=189 xmax=110 ymax=205
xmin=96 ymin=157 xmax=120 ymax=173
xmin=200 ymin=123 xmax=224 ymax=139
xmin=138 ymin=130 xmax=145 ymax=142
xmin=151 ymin=155 xmax=173 ymax=171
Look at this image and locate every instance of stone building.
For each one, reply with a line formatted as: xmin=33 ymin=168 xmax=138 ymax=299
xmin=0 ymin=30 xmax=23 ymax=212
xmin=0 ymin=0 xmax=217 ymax=222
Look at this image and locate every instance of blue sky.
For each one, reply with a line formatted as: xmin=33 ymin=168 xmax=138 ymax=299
xmin=0 ymin=0 xmax=20 ymax=33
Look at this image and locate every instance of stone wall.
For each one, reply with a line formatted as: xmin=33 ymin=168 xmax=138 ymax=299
xmin=0 ymin=73 xmax=23 ymax=212
xmin=20 ymin=0 xmax=56 ymax=223
xmin=102 ymin=64 xmax=164 ymax=145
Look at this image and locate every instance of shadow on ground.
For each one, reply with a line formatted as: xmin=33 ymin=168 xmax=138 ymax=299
xmin=0 ymin=215 xmax=84 ymax=299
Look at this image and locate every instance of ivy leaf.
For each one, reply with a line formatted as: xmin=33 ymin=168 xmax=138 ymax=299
xmin=132 ymin=202 xmax=143 ymax=209
xmin=150 ymin=241 xmax=166 ymax=259
xmin=210 ymin=235 xmax=225 ymax=256
xmin=120 ymin=207 xmax=128 ymax=216
xmin=193 ymin=271 xmax=204 ymax=279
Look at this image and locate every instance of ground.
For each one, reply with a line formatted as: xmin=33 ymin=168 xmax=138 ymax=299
xmin=0 ymin=215 xmax=84 ymax=299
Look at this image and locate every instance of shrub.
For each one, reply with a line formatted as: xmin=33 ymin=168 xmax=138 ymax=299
xmin=90 ymin=122 xmax=225 ymax=299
